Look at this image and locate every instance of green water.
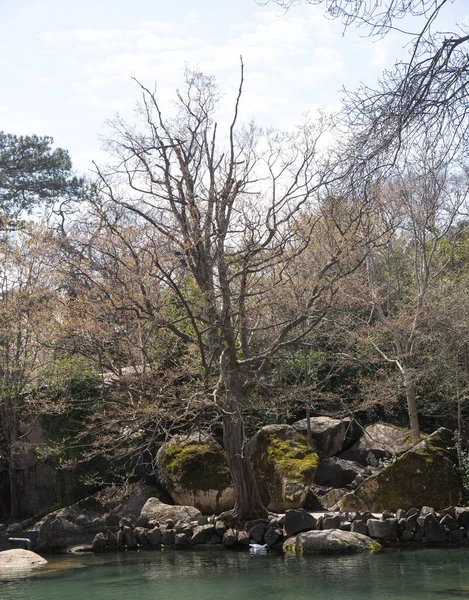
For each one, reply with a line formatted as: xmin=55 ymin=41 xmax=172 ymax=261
xmin=2 ymin=547 xmax=469 ymax=600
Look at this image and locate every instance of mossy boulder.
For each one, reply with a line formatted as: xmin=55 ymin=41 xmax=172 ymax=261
xmin=339 ymin=422 xmax=415 ymax=466
xmin=293 ymin=416 xmax=361 ymax=458
xmin=157 ymin=434 xmax=235 ymax=514
xmin=247 ymin=424 xmax=319 ymax=512
xmin=339 ymin=427 xmax=462 ymax=512
xmin=283 ymin=530 xmax=381 ymax=555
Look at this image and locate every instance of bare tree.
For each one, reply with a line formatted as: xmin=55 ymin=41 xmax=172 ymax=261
xmin=262 ymin=0 xmax=469 ymax=169
xmin=92 ymin=65 xmax=381 ymax=520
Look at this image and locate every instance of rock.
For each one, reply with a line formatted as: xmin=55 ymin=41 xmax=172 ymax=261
xmin=401 ymin=530 xmax=414 ymax=541
xmin=92 ymin=532 xmax=107 ymax=548
xmin=424 ymin=514 xmax=447 ymax=542
xmin=249 ymin=523 xmax=267 ymax=544
xmin=162 ymin=529 xmax=175 ymax=545
xmin=248 ymin=425 xmax=319 ymax=512
xmin=175 ymin=533 xmax=188 ymax=545
xmin=339 ymin=521 xmax=352 ymax=532
xmin=455 ymin=507 xmax=469 ymax=528
xmin=366 ymin=518 xmax=399 ymax=540
xmin=449 ymin=528 xmax=465 ymax=542
xmin=264 ymin=527 xmax=282 ymax=546
xmin=322 ymin=514 xmax=341 ymax=530
xmin=215 ymin=520 xmax=227 ymax=536
xmin=0 ymin=549 xmax=48 ymax=568
xmin=351 ymin=520 xmax=368 ymax=535
xmin=396 ymin=509 xmax=407 ymax=521
xmin=314 ymin=457 xmax=365 ymax=488
xmin=292 ymin=416 xmax=361 ymax=458
xmin=36 ymin=515 xmax=95 ymax=551
xmin=339 ymin=423 xmax=415 ymax=466
xmin=222 ymin=529 xmax=237 ymax=547
xmin=122 ymin=526 xmax=137 ymax=548
xmin=236 ymin=531 xmax=250 ymax=546
xmin=106 ymin=532 xmax=117 ymax=546
xmin=319 ymin=488 xmax=349 ymax=511
xmin=284 ymin=508 xmax=317 ymax=536
xmin=283 ymin=530 xmax=381 ymax=555
xmin=146 ymin=528 xmax=162 ymax=546
xmin=440 ymin=514 xmax=458 ymax=531
xmin=137 ymin=498 xmax=201 ymax=527
xmin=75 ymin=515 xmax=91 ymax=527
xmin=190 ymin=524 xmax=215 ymax=545
xmin=208 ymin=534 xmax=221 ymax=545
xmin=135 ymin=527 xmax=149 ymax=545
xmin=339 ymin=428 xmax=462 ymax=512
xmin=116 ymin=530 xmax=125 ymax=546
xmin=157 ymin=433 xmax=235 ymax=514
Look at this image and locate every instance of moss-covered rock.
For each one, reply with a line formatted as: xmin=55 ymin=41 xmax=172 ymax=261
xmin=283 ymin=530 xmax=381 ymax=555
xmin=157 ymin=434 xmax=235 ymax=514
xmin=339 ymin=428 xmax=462 ymax=512
xmin=248 ymin=424 xmax=319 ymax=512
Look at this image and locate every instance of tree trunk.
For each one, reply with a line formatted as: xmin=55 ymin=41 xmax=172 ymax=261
xmin=219 ymin=370 xmax=267 ymax=522
xmin=221 ymin=399 xmax=268 ymax=521
xmin=403 ymin=367 xmax=420 ymax=443
xmin=9 ymin=449 xmax=19 ymax=521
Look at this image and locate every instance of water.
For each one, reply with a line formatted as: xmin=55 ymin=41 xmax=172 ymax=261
xmin=2 ymin=547 xmax=469 ymax=600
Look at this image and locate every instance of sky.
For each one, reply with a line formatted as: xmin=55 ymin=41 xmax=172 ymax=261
xmin=1 ymin=0 xmax=468 ymax=174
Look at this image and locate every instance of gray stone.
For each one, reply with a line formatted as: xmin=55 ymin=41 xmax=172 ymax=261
xmin=284 ymin=530 xmax=381 ymax=555
xmin=284 ymin=509 xmax=317 ymax=537
xmin=75 ymin=514 xmax=91 ymax=526
xmin=366 ymin=518 xmax=399 ymax=540
xmin=351 ymin=520 xmax=368 ymax=535
xmin=0 ymin=549 xmax=48 ymax=568
xmin=455 ymin=507 xmax=469 ymax=528
xmin=146 ymin=528 xmax=162 ymax=546
xmin=222 ymin=529 xmax=237 ymax=547
xmin=123 ymin=526 xmax=137 ymax=548
xmin=162 ymin=529 xmax=175 ymax=545
xmin=339 ymin=521 xmax=352 ymax=532
xmin=190 ymin=525 xmax=215 ymax=545
xmin=249 ymin=523 xmax=267 ymax=544
xmin=424 ymin=514 xmax=447 ymax=543
xmin=449 ymin=528 xmax=465 ymax=542
xmin=208 ymin=534 xmax=222 ymax=544
xmin=236 ymin=531 xmax=250 ymax=546
xmin=323 ymin=515 xmax=341 ymax=530
xmin=92 ymin=532 xmax=107 ymax=548
xmin=175 ymin=533 xmax=188 ymax=546
xmin=116 ymin=530 xmax=125 ymax=546
xmin=215 ymin=520 xmax=227 ymax=536
xmin=414 ymin=523 xmax=424 ymax=542
xmin=293 ymin=416 xmax=361 ymax=458
xmin=264 ymin=527 xmax=282 ymax=547
xmin=339 ymin=423 xmax=414 ymax=466
xmin=315 ymin=457 xmax=364 ymax=488
xmin=400 ymin=530 xmax=414 ymax=542
xmin=137 ymin=498 xmax=201 ymax=528
xmin=396 ymin=509 xmax=407 ymax=520
xmin=406 ymin=508 xmax=420 ymax=518
xmin=135 ymin=527 xmax=149 ymax=545
xmin=106 ymin=532 xmax=117 ymax=546
xmin=440 ymin=514 xmax=458 ymax=531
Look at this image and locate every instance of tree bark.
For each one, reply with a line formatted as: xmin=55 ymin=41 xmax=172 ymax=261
xmin=221 ymin=398 xmax=268 ymax=521
xmin=403 ymin=367 xmax=420 ymax=443
xmin=9 ymin=448 xmax=19 ymax=521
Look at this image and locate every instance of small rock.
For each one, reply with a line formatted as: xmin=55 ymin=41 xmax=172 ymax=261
xmin=264 ymin=527 xmax=282 ymax=547
xmin=351 ymin=520 xmax=368 ymax=536
xmin=165 ymin=519 xmax=175 ymax=529
xmin=396 ymin=509 xmax=406 ymax=521
xmin=424 ymin=514 xmax=447 ymax=543
xmin=92 ymin=533 xmax=107 ymax=549
xmin=323 ymin=515 xmax=341 ymax=530
xmin=75 ymin=514 xmax=91 ymax=527
xmin=284 ymin=509 xmax=316 ymax=537
xmin=449 ymin=528 xmax=465 ymax=542
xmin=123 ymin=526 xmax=137 ymax=548
xmin=440 ymin=514 xmax=458 ymax=531
xmin=135 ymin=527 xmax=149 ymax=545
xmin=366 ymin=518 xmax=398 ymax=541
xmin=146 ymin=528 xmax=162 ymax=546
xmin=249 ymin=523 xmax=267 ymax=544
xmin=400 ymin=530 xmax=414 ymax=542
xmin=222 ymin=529 xmax=237 ymax=547
xmin=162 ymin=529 xmax=175 ymax=545
xmin=106 ymin=532 xmax=117 ymax=547
xmin=175 ymin=533 xmax=188 ymax=546
xmin=215 ymin=520 xmax=227 ymax=536
xmin=236 ymin=531 xmax=250 ymax=546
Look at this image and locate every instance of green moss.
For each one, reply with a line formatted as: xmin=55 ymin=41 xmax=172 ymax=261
xmin=160 ymin=440 xmax=232 ymax=491
xmin=264 ymin=436 xmax=319 ymax=482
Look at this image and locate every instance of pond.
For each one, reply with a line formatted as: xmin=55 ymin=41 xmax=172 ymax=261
xmin=2 ymin=547 xmax=469 ymax=600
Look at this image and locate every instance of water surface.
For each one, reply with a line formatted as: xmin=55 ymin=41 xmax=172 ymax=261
xmin=2 ymin=547 xmax=469 ymax=600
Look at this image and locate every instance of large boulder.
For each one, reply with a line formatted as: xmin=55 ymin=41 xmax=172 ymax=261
xmin=339 ymin=423 xmax=415 ymax=466
xmin=283 ymin=530 xmax=381 ymax=555
xmin=339 ymin=428 xmax=462 ymax=512
xmin=314 ymin=457 xmax=364 ymax=488
xmin=248 ymin=425 xmax=319 ymax=512
xmin=292 ymin=416 xmax=361 ymax=458
xmin=137 ymin=497 xmax=201 ymax=527
xmin=0 ymin=549 xmax=47 ymax=568
xmin=157 ymin=434 xmax=235 ymax=514
xmin=35 ymin=514 xmax=106 ymax=551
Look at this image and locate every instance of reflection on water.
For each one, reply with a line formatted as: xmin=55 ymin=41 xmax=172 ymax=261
xmin=2 ymin=547 xmax=469 ymax=600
